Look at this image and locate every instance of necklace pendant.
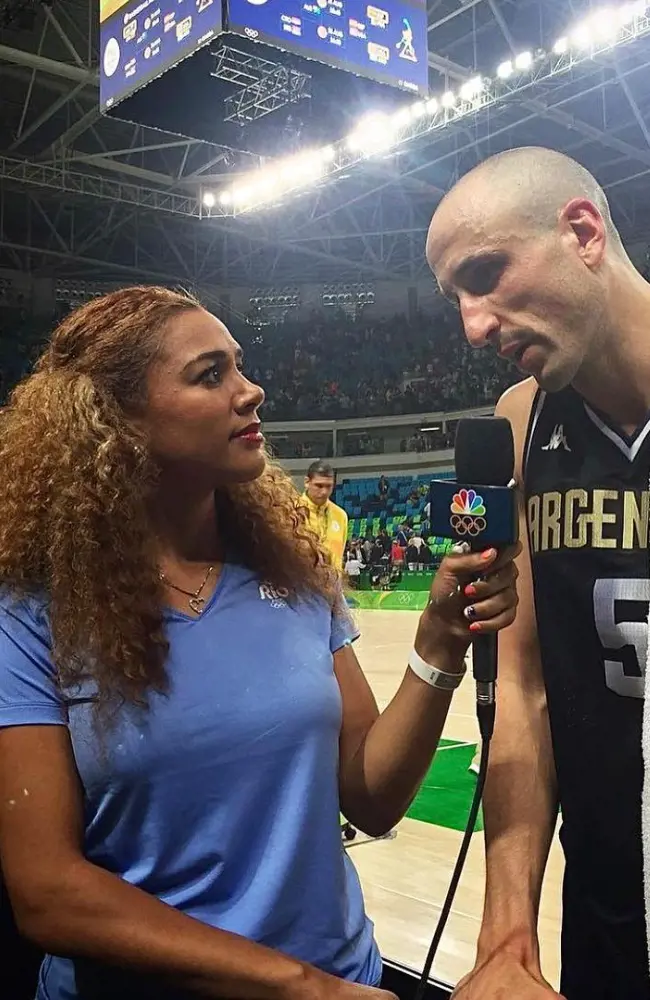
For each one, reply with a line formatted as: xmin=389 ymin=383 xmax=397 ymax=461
xmin=188 ymin=596 xmax=206 ymax=614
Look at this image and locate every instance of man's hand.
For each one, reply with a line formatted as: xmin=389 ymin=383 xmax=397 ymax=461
xmin=452 ymin=953 xmax=565 ymax=1000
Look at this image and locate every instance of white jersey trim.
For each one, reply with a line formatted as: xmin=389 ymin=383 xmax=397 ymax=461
xmin=583 ymin=403 xmax=650 ymax=463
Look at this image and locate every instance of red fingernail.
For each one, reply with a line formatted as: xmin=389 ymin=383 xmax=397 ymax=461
xmin=469 ymin=622 xmax=481 ymax=632
xmin=481 ymin=548 xmax=496 ymax=561
xmin=465 ymin=584 xmax=476 ymax=597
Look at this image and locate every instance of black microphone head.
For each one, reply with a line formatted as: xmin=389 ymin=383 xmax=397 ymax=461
xmin=454 ymin=416 xmax=515 ymax=487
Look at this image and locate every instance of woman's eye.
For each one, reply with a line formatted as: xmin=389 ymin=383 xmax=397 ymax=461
xmin=201 ymin=365 xmax=222 ymax=386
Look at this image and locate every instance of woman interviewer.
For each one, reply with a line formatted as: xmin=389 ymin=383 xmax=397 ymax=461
xmin=0 ymin=287 xmax=519 ymax=1000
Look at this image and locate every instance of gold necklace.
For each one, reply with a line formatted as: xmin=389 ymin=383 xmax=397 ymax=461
xmin=159 ymin=565 xmax=214 ymax=615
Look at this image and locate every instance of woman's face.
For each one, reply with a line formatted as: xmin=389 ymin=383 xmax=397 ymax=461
xmin=141 ymin=308 xmax=266 ymax=485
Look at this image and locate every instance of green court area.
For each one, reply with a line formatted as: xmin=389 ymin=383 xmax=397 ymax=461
xmin=347 ymin=590 xmax=430 ymax=611
xmin=407 ymin=739 xmax=483 ymax=833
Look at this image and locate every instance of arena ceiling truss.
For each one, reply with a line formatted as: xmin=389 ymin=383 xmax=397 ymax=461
xmin=1 ymin=0 xmax=650 ymax=290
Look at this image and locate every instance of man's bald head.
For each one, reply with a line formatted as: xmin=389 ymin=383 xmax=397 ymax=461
xmin=428 ymin=146 xmax=623 ymax=257
xmin=424 ymin=146 xmax=638 ymax=393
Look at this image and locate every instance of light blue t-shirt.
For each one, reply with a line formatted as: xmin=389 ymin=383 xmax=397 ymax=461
xmin=0 ymin=562 xmax=381 ymax=999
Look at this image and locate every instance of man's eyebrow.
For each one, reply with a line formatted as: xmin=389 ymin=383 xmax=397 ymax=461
xmin=438 ymin=250 xmax=506 ymax=297
xmin=182 ymin=348 xmax=243 ymax=372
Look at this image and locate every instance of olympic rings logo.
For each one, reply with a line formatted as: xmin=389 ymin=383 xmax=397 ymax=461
xmin=450 ymin=514 xmax=487 ymax=536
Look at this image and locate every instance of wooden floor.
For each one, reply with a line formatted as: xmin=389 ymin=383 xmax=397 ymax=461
xmin=349 ymin=610 xmax=564 ymax=990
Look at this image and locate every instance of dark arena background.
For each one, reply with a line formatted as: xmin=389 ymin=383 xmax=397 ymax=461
xmin=1 ymin=0 xmax=650 ymax=996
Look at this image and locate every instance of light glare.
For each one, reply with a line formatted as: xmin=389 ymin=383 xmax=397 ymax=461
xmin=347 ymin=113 xmax=397 ymax=155
xmin=459 ymin=76 xmax=483 ymax=101
xmin=514 ymin=50 xmax=533 ymax=69
xmin=210 ymin=2 xmax=650 ymax=214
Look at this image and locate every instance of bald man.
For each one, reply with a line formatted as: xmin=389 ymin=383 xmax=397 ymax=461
xmin=427 ymin=146 xmax=650 ymax=1000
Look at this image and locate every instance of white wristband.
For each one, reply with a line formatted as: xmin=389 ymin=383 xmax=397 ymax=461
xmin=408 ymin=647 xmax=466 ymax=692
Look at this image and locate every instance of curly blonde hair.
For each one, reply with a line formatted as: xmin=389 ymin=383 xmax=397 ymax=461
xmin=0 ymin=286 xmax=336 ymax=714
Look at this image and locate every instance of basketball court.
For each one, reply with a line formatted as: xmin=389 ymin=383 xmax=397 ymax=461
xmin=349 ymin=610 xmax=564 ymax=990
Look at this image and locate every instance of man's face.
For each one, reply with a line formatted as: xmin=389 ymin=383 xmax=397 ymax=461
xmin=305 ymin=474 xmax=334 ymax=506
xmin=426 ymin=187 xmax=607 ymax=392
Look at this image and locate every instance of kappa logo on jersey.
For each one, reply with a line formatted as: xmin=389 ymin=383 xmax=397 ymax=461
xmin=541 ymin=424 xmax=571 ymax=452
xmin=258 ymin=582 xmax=289 ymax=609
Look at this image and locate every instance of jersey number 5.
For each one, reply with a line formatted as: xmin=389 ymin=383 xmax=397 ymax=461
xmin=593 ymin=578 xmax=649 ymax=699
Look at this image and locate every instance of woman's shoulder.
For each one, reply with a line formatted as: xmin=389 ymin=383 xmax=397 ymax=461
xmin=0 ymin=587 xmax=50 ymax=638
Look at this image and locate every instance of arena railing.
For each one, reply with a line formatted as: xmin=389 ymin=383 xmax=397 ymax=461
xmin=264 ymin=404 xmax=494 ymax=473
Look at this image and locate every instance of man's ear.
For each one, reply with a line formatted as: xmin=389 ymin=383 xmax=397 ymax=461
xmin=559 ymin=197 xmax=607 ymax=269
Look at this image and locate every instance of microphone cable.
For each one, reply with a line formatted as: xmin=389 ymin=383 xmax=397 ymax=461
xmin=413 ymin=731 xmax=492 ymax=1000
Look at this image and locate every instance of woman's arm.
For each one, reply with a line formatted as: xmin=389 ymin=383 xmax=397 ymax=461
xmin=0 ymin=725 xmax=362 ymax=1000
xmin=336 ymin=545 xmax=519 ymax=837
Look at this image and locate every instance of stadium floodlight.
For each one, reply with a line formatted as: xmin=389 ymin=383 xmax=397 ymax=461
xmin=213 ymin=1 xmax=650 ymax=216
xmin=409 ymin=100 xmax=428 ymax=120
xmin=459 ymin=76 xmax=484 ymax=101
xmin=346 ymin=112 xmax=399 ymax=156
xmin=591 ymin=7 xmax=623 ymax=39
xmin=201 ymin=191 xmax=216 ymax=208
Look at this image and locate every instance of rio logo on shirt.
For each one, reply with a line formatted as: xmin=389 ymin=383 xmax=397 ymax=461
xmin=259 ymin=582 xmax=289 ymax=609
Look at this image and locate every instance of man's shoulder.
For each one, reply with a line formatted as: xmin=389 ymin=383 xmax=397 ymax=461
xmin=495 ymin=376 xmax=538 ymax=422
xmin=495 ymin=378 xmax=539 ymax=483
xmin=328 ymin=500 xmax=348 ymax=524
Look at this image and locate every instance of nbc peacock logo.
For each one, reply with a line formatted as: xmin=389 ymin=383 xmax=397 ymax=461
xmin=450 ymin=488 xmax=487 ymax=537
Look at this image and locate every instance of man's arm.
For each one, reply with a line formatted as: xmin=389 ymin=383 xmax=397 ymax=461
xmin=455 ymin=379 xmax=561 ymax=997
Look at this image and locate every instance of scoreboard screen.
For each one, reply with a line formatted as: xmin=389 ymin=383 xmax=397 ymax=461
xmin=227 ymin=0 xmax=429 ymax=95
xmin=99 ymin=0 xmax=223 ymax=110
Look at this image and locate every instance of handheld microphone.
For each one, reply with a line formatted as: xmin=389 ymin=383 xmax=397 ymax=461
xmin=429 ymin=417 xmax=517 ymax=741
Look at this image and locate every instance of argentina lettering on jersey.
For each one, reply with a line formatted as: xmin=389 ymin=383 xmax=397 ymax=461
xmin=523 ymin=384 xmax=650 ymax=996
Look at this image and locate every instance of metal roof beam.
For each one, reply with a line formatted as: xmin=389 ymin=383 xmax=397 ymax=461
xmin=0 ymin=45 xmax=96 ymax=86
xmin=10 ymin=80 xmax=88 ymax=151
xmin=69 ymin=139 xmax=202 ymax=163
xmin=615 ymin=68 xmax=650 ymax=148
xmin=0 ymin=155 xmax=200 ymax=216
xmin=42 ymin=6 xmax=86 ymax=68
xmin=0 ymin=238 xmax=191 ymax=284
xmin=428 ymin=0 xmax=486 ymax=33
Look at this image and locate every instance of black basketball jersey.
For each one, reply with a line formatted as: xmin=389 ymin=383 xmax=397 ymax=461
xmin=524 ymin=385 xmax=650 ymax=999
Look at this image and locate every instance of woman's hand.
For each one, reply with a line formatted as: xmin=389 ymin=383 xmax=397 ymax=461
xmin=282 ymin=964 xmax=398 ymax=1000
xmin=414 ymin=543 xmax=521 ymax=669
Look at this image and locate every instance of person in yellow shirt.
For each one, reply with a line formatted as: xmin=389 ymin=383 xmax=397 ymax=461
xmin=301 ymin=460 xmax=348 ymax=573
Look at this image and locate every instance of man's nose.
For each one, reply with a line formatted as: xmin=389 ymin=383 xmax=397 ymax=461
xmin=459 ymin=295 xmax=500 ymax=349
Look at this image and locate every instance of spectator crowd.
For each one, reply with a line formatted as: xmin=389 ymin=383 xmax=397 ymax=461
xmin=234 ymin=305 xmax=515 ymax=420
xmin=0 ymin=300 xmax=516 ymax=419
